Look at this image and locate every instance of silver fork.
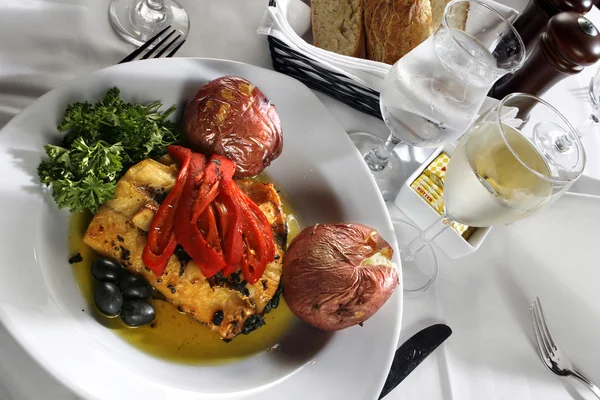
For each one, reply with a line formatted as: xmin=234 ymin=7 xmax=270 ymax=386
xmin=530 ymin=297 xmax=600 ymax=398
xmin=118 ymin=25 xmax=186 ymax=64
xmin=569 ymin=86 xmax=591 ymax=101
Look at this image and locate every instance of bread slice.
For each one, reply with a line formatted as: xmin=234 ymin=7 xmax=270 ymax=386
xmin=431 ymin=0 xmax=469 ymax=34
xmin=311 ymin=0 xmax=364 ymax=57
xmin=364 ymin=0 xmax=432 ymax=65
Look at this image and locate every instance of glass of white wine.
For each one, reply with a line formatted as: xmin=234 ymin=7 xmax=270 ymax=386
xmin=401 ymin=93 xmax=586 ymax=292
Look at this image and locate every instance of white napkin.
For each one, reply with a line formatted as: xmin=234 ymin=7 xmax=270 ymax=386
xmin=258 ymin=0 xmax=520 ymax=93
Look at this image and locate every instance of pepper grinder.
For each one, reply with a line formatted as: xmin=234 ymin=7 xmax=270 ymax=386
xmin=490 ymin=0 xmax=593 ymax=93
xmin=513 ymin=0 xmax=593 ymax=57
xmin=491 ymin=12 xmax=600 ymax=101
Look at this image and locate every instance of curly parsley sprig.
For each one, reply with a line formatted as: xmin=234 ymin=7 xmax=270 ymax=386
xmin=37 ymin=88 xmax=180 ymax=214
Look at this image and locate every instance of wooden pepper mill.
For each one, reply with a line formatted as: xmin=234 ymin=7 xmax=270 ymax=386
xmin=514 ymin=0 xmax=593 ymax=56
xmin=491 ymin=12 xmax=600 ymax=100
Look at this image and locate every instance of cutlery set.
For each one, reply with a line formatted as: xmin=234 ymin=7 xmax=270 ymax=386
xmin=374 ymin=297 xmax=600 ymax=399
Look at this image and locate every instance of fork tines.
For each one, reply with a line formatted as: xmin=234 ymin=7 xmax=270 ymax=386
xmin=531 ymin=297 xmax=557 ymax=360
xmin=119 ymin=25 xmax=186 ymax=64
xmin=569 ymin=87 xmax=591 ymax=100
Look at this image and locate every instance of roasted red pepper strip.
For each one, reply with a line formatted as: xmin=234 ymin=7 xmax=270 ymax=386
xmin=212 ymin=199 xmax=231 ymax=253
xmin=218 ymin=179 xmax=275 ymax=283
xmin=239 ymin=199 xmax=274 ymax=283
xmin=175 ymin=153 xmax=226 ymax=278
xmin=197 ymin=204 xmax=222 ymax=255
xmin=215 ymin=184 xmax=243 ymax=276
xmin=191 ymin=155 xmax=236 ymax=223
xmin=142 ymin=235 xmax=178 ymax=276
xmin=242 ymin=189 xmax=276 ymax=263
xmin=220 ymin=261 xmax=239 ymax=277
xmin=142 ymin=145 xmax=191 ymax=276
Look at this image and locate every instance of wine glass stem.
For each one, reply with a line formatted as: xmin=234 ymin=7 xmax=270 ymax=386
xmin=401 ymin=215 xmax=453 ymax=260
xmin=576 ymin=113 xmax=600 ymax=138
xmin=137 ymin=0 xmax=167 ymax=23
xmin=146 ymin=0 xmax=165 ymax=10
xmin=555 ymin=113 xmax=596 ymax=153
xmin=364 ymin=132 xmax=401 ymax=172
xmin=555 ymin=135 xmax=573 ymax=153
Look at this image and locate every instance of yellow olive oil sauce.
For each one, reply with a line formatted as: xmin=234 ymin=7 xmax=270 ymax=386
xmin=68 ymin=176 xmax=301 ymax=365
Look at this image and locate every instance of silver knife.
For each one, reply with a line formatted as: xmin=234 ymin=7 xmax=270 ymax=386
xmin=378 ymin=324 xmax=452 ymax=399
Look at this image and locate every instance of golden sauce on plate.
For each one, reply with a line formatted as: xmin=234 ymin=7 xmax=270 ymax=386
xmin=68 ymin=177 xmax=300 ymax=365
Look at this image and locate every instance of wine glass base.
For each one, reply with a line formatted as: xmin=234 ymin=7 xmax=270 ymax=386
xmin=109 ymin=0 xmax=190 ymax=47
xmin=349 ymin=132 xmax=405 ymax=201
xmin=392 ymin=219 xmax=438 ymax=293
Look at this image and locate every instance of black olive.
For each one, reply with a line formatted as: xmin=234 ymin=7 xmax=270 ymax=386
xmin=119 ymin=274 xmax=152 ymax=299
xmin=94 ymin=282 xmax=123 ymax=317
xmin=120 ymin=300 xmax=155 ymax=327
xmin=91 ymin=257 xmax=124 ymax=283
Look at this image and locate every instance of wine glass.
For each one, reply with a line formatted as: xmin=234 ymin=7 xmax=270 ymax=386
xmin=350 ymin=0 xmax=525 ymax=200
xmin=401 ymin=93 xmax=586 ymax=292
xmin=109 ymin=0 xmax=190 ymax=46
xmin=534 ymin=66 xmax=600 ymax=161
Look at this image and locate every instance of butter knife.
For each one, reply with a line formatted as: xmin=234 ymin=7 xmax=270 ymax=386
xmin=379 ymin=324 xmax=452 ymax=399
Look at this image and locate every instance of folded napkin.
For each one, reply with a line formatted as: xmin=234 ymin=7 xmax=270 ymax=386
xmin=258 ymin=0 xmax=520 ymax=93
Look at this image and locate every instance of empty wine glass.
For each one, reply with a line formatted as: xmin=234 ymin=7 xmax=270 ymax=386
xmin=109 ymin=0 xmax=190 ymax=46
xmin=534 ymin=66 xmax=600 ymax=161
xmin=401 ymin=93 xmax=585 ymax=292
xmin=350 ymin=0 xmax=525 ymax=200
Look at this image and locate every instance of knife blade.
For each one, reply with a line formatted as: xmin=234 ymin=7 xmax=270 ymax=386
xmin=378 ymin=324 xmax=452 ymax=399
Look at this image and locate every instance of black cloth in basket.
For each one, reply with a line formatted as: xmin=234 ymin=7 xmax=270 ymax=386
xmin=266 ymin=0 xmax=383 ymax=119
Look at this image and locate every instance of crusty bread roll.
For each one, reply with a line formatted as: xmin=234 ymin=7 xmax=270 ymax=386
xmin=311 ymin=0 xmax=364 ymax=57
xmin=364 ymin=0 xmax=432 ymax=65
xmin=364 ymin=0 xmax=469 ymax=65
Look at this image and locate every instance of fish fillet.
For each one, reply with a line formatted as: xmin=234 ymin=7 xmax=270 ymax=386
xmin=83 ymin=158 xmax=287 ymax=340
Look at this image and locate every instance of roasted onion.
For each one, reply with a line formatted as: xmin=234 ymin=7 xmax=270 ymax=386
xmin=282 ymin=223 xmax=399 ymax=331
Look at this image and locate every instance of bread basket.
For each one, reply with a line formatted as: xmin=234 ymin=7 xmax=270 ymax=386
xmin=266 ymin=0 xmax=383 ymax=119
xmin=264 ymin=0 xmax=520 ymax=120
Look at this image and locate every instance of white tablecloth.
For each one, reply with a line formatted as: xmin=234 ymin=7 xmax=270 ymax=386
xmin=1 ymin=1 xmax=600 ymax=399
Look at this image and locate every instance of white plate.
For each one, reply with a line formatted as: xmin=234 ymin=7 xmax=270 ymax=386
xmin=0 ymin=58 xmax=403 ymax=400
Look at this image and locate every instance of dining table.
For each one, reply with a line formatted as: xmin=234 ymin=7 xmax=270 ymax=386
xmin=1 ymin=0 xmax=600 ymax=399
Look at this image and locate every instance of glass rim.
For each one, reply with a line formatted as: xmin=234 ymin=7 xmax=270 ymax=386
xmin=442 ymin=0 xmax=526 ymax=74
xmin=588 ymin=66 xmax=600 ymax=112
xmin=496 ymin=92 xmax=586 ymax=184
